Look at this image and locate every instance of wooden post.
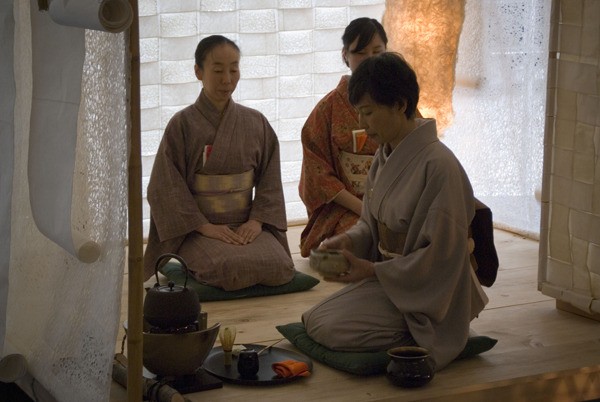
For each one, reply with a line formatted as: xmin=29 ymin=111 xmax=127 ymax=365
xmin=113 ymin=355 xmax=185 ymax=402
xmin=127 ymin=0 xmax=144 ymax=401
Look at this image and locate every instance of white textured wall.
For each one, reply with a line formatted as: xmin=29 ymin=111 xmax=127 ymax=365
xmin=138 ymin=1 xmax=386 ymax=236
xmin=539 ymin=0 xmax=600 ymax=314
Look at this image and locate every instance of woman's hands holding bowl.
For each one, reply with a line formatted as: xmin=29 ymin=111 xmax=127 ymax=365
xmin=314 ymin=234 xmax=375 ymax=283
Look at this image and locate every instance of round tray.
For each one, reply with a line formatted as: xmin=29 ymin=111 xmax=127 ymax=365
xmin=203 ymin=344 xmax=312 ymax=386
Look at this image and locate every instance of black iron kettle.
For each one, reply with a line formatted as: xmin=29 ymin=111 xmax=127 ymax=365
xmin=143 ymin=253 xmax=200 ymax=329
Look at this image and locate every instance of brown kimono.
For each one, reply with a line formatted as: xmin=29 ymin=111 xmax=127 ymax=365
xmin=143 ymin=91 xmax=295 ymax=291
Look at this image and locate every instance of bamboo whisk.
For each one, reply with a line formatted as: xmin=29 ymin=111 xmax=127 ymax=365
xmin=219 ymin=325 xmax=237 ymax=366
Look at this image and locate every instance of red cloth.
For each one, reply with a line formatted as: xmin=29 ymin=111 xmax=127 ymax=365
xmin=271 ymin=360 xmax=311 ymax=378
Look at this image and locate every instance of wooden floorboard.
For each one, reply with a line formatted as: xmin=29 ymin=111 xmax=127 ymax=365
xmin=111 ymin=227 xmax=600 ymax=401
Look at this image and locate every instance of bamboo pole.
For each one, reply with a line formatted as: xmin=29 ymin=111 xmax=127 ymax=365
xmin=113 ymin=354 xmax=185 ymax=402
xmin=127 ymin=0 xmax=144 ymax=400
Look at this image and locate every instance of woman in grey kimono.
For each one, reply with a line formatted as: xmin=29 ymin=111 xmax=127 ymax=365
xmin=302 ymin=52 xmax=488 ymax=370
xmin=143 ymin=35 xmax=295 ymax=291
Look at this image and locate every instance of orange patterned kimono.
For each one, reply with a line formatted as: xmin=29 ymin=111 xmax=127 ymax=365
xmin=298 ymin=76 xmax=378 ymax=257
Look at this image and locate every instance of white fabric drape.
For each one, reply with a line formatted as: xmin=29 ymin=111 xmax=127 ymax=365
xmin=29 ymin=3 xmax=101 ymax=262
xmin=1 ymin=1 xmax=129 ymax=400
xmin=47 ymin=0 xmax=132 ymax=32
xmin=441 ymin=0 xmax=550 ymax=238
xmin=28 ymin=0 xmax=131 ymax=263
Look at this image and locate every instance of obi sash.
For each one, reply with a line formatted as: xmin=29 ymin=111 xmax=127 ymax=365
xmin=377 ymin=222 xmax=474 ymax=261
xmin=192 ymin=170 xmax=254 ymax=224
xmin=376 ymin=198 xmax=499 ymax=289
xmin=377 ymin=221 xmax=488 ymax=318
xmin=338 ymin=151 xmax=373 ymax=196
xmin=376 ymin=221 xmax=407 ymax=260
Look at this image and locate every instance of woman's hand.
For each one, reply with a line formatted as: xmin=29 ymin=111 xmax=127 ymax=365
xmin=323 ymin=249 xmax=375 ymax=283
xmin=234 ymin=219 xmax=262 ymax=244
xmin=333 ymin=189 xmax=362 ymax=216
xmin=319 ymin=233 xmax=353 ymax=252
xmin=197 ymin=223 xmax=245 ymax=245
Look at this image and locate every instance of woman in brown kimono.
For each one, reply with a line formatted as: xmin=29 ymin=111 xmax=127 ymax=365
xmin=143 ymin=35 xmax=295 ymax=291
xmin=302 ymin=53 xmax=488 ymax=371
xmin=298 ymin=18 xmax=387 ymax=258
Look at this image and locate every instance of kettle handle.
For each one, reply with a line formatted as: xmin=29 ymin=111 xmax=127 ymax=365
xmin=154 ymin=253 xmax=191 ymax=289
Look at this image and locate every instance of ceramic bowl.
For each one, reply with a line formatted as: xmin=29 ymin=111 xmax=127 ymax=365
xmin=309 ymin=249 xmax=349 ymax=276
xmin=143 ymin=322 xmax=220 ymax=376
xmin=386 ymin=346 xmax=435 ymax=388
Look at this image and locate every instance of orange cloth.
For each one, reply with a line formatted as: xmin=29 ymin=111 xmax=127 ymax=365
xmin=271 ymin=360 xmax=311 ymax=378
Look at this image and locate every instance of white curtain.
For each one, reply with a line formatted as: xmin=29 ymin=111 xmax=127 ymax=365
xmin=441 ymin=0 xmax=551 ymax=238
xmin=1 ymin=1 xmax=129 ymax=401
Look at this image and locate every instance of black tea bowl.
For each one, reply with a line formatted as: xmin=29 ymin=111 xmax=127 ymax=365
xmin=386 ymin=346 xmax=435 ymax=388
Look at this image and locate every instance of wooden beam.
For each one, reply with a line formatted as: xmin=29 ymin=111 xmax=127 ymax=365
xmin=126 ymin=1 xmax=143 ymax=401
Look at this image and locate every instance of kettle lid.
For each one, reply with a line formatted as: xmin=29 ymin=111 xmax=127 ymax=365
xmin=154 ymin=281 xmax=187 ymax=293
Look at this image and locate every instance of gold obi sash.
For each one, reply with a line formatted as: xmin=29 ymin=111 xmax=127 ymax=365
xmin=377 ymin=222 xmax=408 ymax=260
xmin=193 ymin=170 xmax=254 ymax=223
xmin=339 ymin=151 xmax=373 ymax=196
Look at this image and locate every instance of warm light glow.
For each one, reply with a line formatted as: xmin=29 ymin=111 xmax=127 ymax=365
xmin=383 ymin=0 xmax=466 ymax=135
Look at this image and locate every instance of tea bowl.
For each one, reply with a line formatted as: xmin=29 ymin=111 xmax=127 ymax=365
xmin=309 ymin=249 xmax=349 ymax=276
xmin=386 ymin=346 xmax=435 ymax=388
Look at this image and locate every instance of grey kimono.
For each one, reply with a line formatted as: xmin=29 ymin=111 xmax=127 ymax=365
xmin=303 ymin=118 xmax=488 ymax=370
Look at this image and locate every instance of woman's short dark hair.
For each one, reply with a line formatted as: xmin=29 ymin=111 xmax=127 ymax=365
xmin=348 ymin=52 xmax=419 ymax=119
xmin=342 ymin=18 xmax=388 ymax=56
xmin=194 ymin=35 xmax=240 ymax=69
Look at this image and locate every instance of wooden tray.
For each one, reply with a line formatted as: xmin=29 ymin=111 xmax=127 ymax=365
xmin=203 ymin=344 xmax=312 ymax=386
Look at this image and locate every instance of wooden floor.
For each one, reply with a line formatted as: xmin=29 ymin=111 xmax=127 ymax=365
xmin=111 ymin=227 xmax=600 ymax=402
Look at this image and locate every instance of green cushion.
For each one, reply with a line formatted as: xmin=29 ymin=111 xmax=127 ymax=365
xmin=276 ymin=322 xmax=388 ymax=376
xmin=159 ymin=262 xmax=320 ymax=302
xmin=455 ymin=335 xmax=498 ymax=360
xmin=276 ymin=322 xmax=497 ymax=376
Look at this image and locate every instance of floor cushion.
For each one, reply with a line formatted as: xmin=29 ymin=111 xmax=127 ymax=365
xmin=276 ymin=322 xmax=497 ymax=376
xmin=159 ymin=262 xmax=320 ymax=302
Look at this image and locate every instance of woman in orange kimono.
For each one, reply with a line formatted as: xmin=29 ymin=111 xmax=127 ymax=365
xmin=298 ymin=18 xmax=387 ymax=257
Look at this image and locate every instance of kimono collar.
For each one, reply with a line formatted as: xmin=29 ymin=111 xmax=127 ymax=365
xmin=392 ymin=118 xmax=437 ymax=154
xmin=370 ymin=118 xmax=439 ymax=214
xmin=336 ymin=75 xmax=351 ymax=98
xmin=336 ymin=75 xmax=355 ymax=112
xmin=196 ymin=90 xmax=234 ymax=129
